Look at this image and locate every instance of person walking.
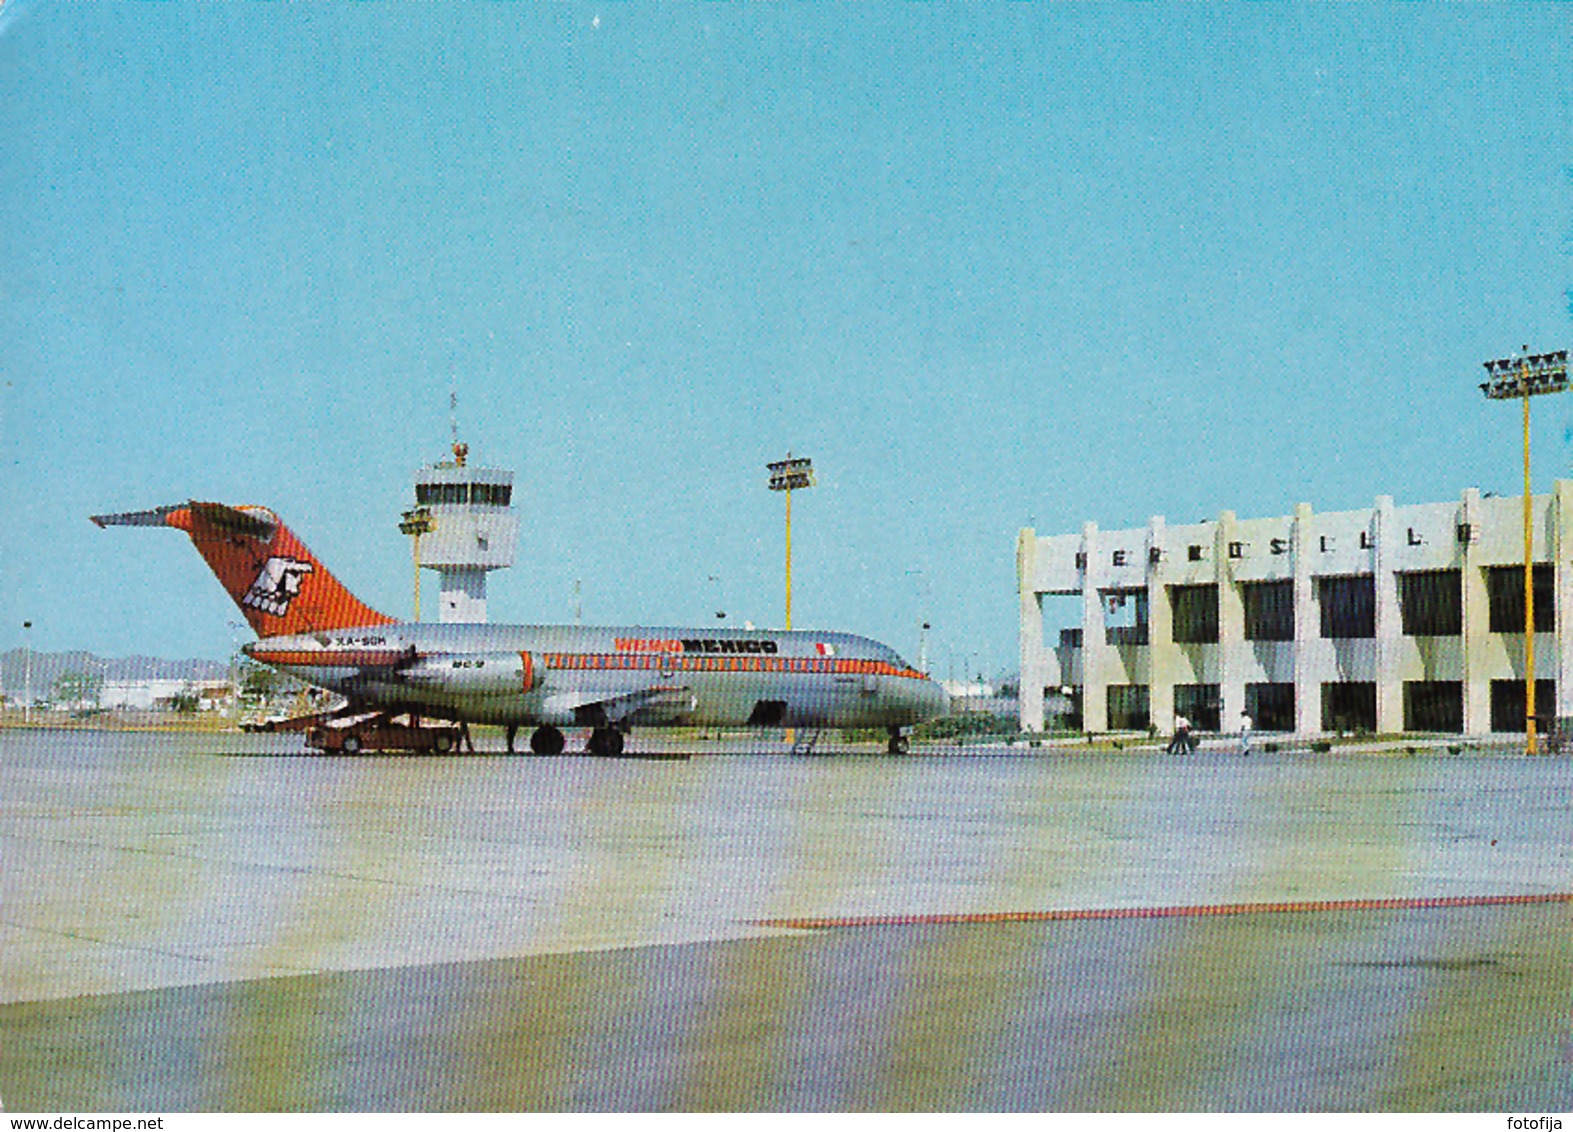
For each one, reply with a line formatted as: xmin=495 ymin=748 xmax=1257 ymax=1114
xmin=1166 ymin=712 xmax=1193 ymax=755
xmin=1237 ymin=709 xmax=1253 ymax=756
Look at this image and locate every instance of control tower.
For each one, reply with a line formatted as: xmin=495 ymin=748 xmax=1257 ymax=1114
xmin=408 ymin=442 xmax=518 ymax=623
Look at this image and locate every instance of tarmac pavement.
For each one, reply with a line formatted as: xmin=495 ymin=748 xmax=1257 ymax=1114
xmin=1 ymin=728 xmax=1570 ymax=1111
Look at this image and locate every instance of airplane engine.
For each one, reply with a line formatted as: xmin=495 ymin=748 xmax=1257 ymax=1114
xmin=399 ymin=651 xmax=539 ymax=696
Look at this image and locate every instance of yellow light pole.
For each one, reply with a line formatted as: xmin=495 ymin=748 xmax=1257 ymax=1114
xmin=767 ymin=455 xmax=815 ymax=629
xmin=21 ymin=620 xmax=32 ymax=727
xmin=768 ymin=456 xmax=814 ymax=749
xmin=399 ymin=506 xmax=435 ymax=621
xmin=1479 ymin=347 xmax=1569 ymax=753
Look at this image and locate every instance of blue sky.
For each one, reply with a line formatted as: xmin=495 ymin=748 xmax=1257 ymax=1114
xmin=1 ymin=3 xmax=1568 ymax=680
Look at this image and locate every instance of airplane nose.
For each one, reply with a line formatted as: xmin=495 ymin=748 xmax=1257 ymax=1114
xmin=911 ymin=677 xmax=950 ymax=721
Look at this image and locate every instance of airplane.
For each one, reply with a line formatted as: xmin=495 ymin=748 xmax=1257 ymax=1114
xmin=92 ymin=501 xmax=950 ymax=755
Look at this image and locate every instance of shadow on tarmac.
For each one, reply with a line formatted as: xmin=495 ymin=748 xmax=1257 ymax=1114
xmin=3 ymin=902 xmax=1570 ymax=1112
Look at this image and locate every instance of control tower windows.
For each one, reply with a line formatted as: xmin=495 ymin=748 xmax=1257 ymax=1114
xmin=416 ymin=484 xmax=465 ymax=506
xmin=415 ymin=483 xmax=513 ymax=507
xmin=473 ymin=484 xmax=512 ymax=506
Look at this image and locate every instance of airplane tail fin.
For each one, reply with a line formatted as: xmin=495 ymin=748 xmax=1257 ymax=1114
xmin=92 ymin=502 xmax=397 ymax=638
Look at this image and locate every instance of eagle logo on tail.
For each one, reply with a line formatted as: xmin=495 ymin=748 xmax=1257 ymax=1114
xmin=242 ymin=557 xmax=314 ymax=617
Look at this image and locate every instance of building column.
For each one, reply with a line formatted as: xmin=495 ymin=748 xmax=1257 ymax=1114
xmin=1215 ymin=510 xmax=1245 ymax=729
xmin=1080 ymin=522 xmax=1106 ymax=734
xmin=1372 ymin=495 xmax=1402 ymax=734
xmin=1017 ymin=528 xmax=1045 ymax=732
xmin=1146 ymin=516 xmax=1175 ymax=733
xmin=1460 ymin=487 xmax=1490 ymax=736
xmin=1555 ymin=480 xmax=1573 ymax=728
xmin=1291 ymin=501 xmax=1316 ymax=734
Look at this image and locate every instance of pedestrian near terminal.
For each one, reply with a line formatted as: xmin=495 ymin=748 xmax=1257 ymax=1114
xmin=1238 ymin=710 xmax=1253 ymax=756
xmin=1166 ymin=713 xmax=1193 ymax=755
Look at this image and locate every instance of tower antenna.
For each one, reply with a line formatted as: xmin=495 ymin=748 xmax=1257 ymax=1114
xmin=449 ymin=388 xmax=466 ymax=467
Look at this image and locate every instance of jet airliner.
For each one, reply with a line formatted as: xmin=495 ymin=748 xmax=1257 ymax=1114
xmin=93 ymin=501 xmax=950 ymax=755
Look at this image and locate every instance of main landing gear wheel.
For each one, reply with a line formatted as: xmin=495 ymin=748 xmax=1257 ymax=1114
xmin=887 ymin=728 xmax=910 ymax=755
xmin=530 ymin=726 xmax=566 ymax=756
xmin=342 ymin=735 xmax=362 ymax=754
xmin=587 ymin=727 xmax=625 ymax=758
xmin=433 ymin=733 xmax=454 ymax=754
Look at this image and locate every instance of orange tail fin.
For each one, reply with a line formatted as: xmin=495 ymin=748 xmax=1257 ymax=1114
xmin=92 ymin=502 xmax=396 ymax=638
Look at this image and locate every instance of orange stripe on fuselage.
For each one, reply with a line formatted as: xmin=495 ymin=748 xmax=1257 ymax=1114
xmin=250 ymin=649 xmax=410 ymax=668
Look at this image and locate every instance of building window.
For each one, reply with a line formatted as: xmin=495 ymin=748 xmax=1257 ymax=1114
xmin=1170 ymin=584 xmax=1219 ymax=643
xmin=1103 ymin=589 xmax=1149 ymax=646
xmin=1046 ymin=686 xmax=1082 ymax=731
xmin=1490 ymin=679 xmax=1555 ymax=732
xmin=1106 ymin=685 xmax=1150 ymax=731
xmin=1174 ymin=684 xmax=1219 ymax=732
xmin=1318 ymin=576 xmax=1375 ymax=639
xmin=1247 ymin=683 xmax=1295 ymax=732
xmin=1485 ymin=565 xmax=1553 ymax=633
xmin=1243 ymin=580 xmax=1294 ymax=641
xmin=1404 ymin=681 xmax=1463 ymax=733
xmin=1322 ymin=681 xmax=1376 ymax=732
xmin=1399 ymin=570 xmax=1462 ymax=636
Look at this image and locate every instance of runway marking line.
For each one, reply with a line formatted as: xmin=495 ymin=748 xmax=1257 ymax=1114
xmin=757 ymin=892 xmax=1573 ymax=930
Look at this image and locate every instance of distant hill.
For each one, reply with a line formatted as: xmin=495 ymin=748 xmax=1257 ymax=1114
xmin=0 ymin=649 xmax=228 ymax=700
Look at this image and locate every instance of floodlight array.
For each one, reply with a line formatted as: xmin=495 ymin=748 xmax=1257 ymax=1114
xmin=768 ymin=457 xmax=815 ymax=492
xmin=1480 ymin=349 xmax=1569 ymax=400
xmin=399 ymin=506 xmax=435 ymax=536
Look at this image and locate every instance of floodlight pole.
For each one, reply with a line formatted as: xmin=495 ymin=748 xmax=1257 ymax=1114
xmin=1479 ymin=348 xmax=1570 ymax=753
xmin=785 ymin=486 xmax=795 ymax=630
xmin=767 ymin=455 xmax=815 ymax=631
xmin=1522 ymin=373 xmax=1535 ymax=753
xmin=21 ymin=620 xmax=31 ymax=726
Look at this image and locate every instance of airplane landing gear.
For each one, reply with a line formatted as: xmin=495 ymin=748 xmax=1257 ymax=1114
xmin=530 ymin=725 xmax=566 ymax=756
xmin=505 ymin=724 xmax=518 ymax=753
xmin=587 ymin=727 xmax=625 ymax=758
xmin=887 ymin=727 xmax=910 ymax=755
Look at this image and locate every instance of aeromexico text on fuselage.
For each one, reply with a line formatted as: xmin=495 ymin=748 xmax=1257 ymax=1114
xmin=301 ymin=626 xmax=894 ymax=662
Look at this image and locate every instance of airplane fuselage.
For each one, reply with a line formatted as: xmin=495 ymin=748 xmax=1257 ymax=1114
xmin=247 ymin=621 xmax=948 ymax=732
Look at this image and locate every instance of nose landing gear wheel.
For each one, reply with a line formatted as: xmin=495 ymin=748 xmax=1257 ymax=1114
xmin=530 ymin=725 xmax=566 ymax=756
xmin=887 ymin=728 xmax=910 ymax=755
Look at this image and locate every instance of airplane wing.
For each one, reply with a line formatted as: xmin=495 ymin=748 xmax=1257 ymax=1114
xmin=544 ymin=684 xmax=696 ymax=728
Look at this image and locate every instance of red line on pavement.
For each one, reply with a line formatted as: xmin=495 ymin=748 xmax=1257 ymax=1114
xmin=757 ymin=892 xmax=1573 ymax=931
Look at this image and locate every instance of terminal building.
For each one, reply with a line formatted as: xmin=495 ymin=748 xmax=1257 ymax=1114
xmin=1016 ymin=483 xmax=1573 ymax=736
